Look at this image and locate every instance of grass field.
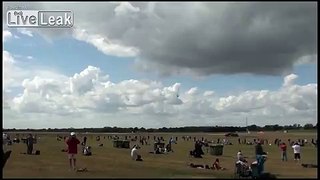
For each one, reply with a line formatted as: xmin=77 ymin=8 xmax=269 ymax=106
xmin=3 ymin=131 xmax=318 ymax=178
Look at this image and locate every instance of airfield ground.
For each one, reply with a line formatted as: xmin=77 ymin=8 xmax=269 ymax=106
xmin=3 ymin=131 xmax=317 ymax=178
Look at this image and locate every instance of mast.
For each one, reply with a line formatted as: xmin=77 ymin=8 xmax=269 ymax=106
xmin=246 ymin=117 xmax=250 ymax=134
xmin=246 ymin=117 xmax=248 ymax=127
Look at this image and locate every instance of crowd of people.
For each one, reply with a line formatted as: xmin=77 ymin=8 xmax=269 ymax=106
xmin=2 ymin=131 xmax=317 ymax=177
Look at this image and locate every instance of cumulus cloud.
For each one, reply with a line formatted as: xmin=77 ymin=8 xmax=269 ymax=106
xmin=3 ymin=62 xmax=317 ymax=127
xmin=3 ymin=30 xmax=12 ymax=42
xmin=283 ymin=74 xmax=298 ymax=87
xmin=3 ymin=2 xmax=316 ymax=76
xmin=3 ymin=50 xmax=17 ymax=88
xmin=2 ymin=2 xmax=317 ymax=128
xmin=204 ymin=91 xmax=214 ymax=97
xmin=10 ymin=66 xmax=183 ymax=115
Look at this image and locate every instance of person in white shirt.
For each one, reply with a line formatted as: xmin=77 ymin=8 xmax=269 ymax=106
xmin=131 ymin=145 xmax=142 ymax=161
xmin=83 ymin=146 xmax=92 ymax=156
xmin=237 ymin=150 xmax=247 ymax=163
xmin=237 ymin=150 xmax=243 ymax=161
xmin=292 ymin=142 xmax=301 ymax=161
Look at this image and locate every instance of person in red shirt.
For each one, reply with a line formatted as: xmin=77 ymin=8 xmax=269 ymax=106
xmin=66 ymin=132 xmax=80 ymax=170
xmin=279 ymin=142 xmax=287 ymax=161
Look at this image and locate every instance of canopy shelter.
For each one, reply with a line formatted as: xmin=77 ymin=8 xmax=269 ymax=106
xmin=113 ymin=140 xmax=130 ymax=149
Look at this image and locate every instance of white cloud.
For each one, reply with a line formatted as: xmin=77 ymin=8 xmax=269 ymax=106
xmin=3 ymin=50 xmax=14 ymax=63
xmin=3 ymin=51 xmax=17 ymax=88
xmin=204 ymin=91 xmax=214 ymax=96
xmin=114 ymin=2 xmax=140 ymax=16
xmin=187 ymin=87 xmax=198 ymax=95
xmin=72 ymin=28 xmax=139 ymax=57
xmin=3 ymin=51 xmax=67 ymax=90
xmin=69 ymin=66 xmax=108 ymax=94
xmin=283 ymin=74 xmax=298 ymax=87
xmin=17 ymin=28 xmax=33 ymax=37
xmin=3 ymin=60 xmax=317 ymax=128
xmin=27 ymin=56 xmax=33 ymax=60
xmin=3 ymin=30 xmax=12 ymax=42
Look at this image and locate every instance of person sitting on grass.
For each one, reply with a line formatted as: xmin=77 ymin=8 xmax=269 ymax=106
xmin=155 ymin=147 xmax=161 ymax=154
xmin=236 ymin=160 xmax=251 ymax=177
xmin=83 ymin=146 xmax=92 ymax=156
xmin=237 ymin=150 xmax=247 ymax=163
xmin=165 ymin=143 xmax=173 ymax=152
xmin=131 ymin=145 xmax=143 ymax=161
xmin=212 ymin=158 xmax=226 ymax=170
xmin=192 ymin=140 xmax=204 ymax=158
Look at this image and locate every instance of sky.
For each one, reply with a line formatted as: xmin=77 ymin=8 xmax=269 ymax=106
xmin=2 ymin=2 xmax=317 ymax=129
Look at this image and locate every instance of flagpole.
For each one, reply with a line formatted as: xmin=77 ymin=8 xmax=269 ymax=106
xmin=246 ymin=117 xmax=250 ymax=134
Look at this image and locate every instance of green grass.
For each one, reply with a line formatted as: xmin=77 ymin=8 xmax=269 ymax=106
xmin=3 ymin=131 xmax=317 ymax=178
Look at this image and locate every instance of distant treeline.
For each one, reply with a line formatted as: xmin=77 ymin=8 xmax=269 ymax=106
xmin=3 ymin=123 xmax=317 ymax=133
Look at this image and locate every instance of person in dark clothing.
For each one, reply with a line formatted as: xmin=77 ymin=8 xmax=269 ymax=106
xmin=2 ymin=147 xmax=12 ymax=169
xmin=26 ymin=134 xmax=34 ymax=155
xmin=255 ymin=142 xmax=265 ymax=176
xmin=193 ymin=141 xmax=204 ymax=158
xmin=255 ymin=142 xmax=264 ymax=155
xmin=83 ymin=136 xmax=87 ymax=146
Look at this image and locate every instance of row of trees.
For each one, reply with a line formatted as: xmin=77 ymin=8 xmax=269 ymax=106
xmin=3 ymin=123 xmax=317 ymax=133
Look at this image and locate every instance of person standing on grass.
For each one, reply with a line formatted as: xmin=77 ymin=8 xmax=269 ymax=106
xmin=255 ymin=141 xmax=264 ymax=175
xmin=26 ymin=134 xmax=34 ymax=155
xmin=66 ymin=132 xmax=80 ymax=171
xmin=292 ymin=142 xmax=301 ymax=162
xmin=83 ymin=136 xmax=87 ymax=146
xmin=279 ymin=142 xmax=287 ymax=161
